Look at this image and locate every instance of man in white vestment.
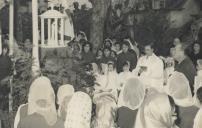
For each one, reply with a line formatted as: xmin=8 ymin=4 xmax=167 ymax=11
xmin=133 ymin=43 xmax=164 ymax=92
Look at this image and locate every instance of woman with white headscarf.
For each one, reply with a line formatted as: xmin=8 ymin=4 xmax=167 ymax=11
xmin=95 ymin=61 xmax=118 ymax=99
xmin=65 ymin=91 xmax=92 ymax=128
xmin=17 ymin=76 xmax=64 ymax=128
xmin=117 ymin=77 xmax=145 ymax=128
xmin=135 ymin=90 xmax=179 ymax=128
xmin=167 ymin=72 xmax=199 ymax=128
xmin=57 ymin=84 xmax=74 ymax=121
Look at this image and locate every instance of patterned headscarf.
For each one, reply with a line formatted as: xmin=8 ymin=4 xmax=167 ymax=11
xmin=65 ymin=92 xmax=92 ymax=128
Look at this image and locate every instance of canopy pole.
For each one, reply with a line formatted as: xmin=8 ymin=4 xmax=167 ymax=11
xmin=32 ymin=0 xmax=40 ymax=77
xmin=9 ymin=0 xmax=14 ymax=56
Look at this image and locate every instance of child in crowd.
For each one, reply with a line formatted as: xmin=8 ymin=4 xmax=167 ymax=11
xmin=114 ymin=42 xmax=122 ymax=55
xmin=118 ymin=61 xmax=132 ymax=90
xmin=102 ymin=47 xmax=115 ymax=64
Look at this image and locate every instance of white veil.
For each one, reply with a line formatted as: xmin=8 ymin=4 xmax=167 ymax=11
xmin=118 ymin=77 xmax=145 ymax=110
xmin=135 ymin=91 xmax=178 ymax=128
xmin=28 ymin=76 xmax=57 ymax=126
xmin=167 ymin=71 xmax=194 ymax=107
xmin=57 ymin=84 xmax=74 ymax=117
xmin=65 ymin=92 xmax=92 ymax=128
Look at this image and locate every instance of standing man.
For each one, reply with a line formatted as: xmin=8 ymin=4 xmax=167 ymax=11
xmin=133 ymin=43 xmax=164 ymax=92
xmin=172 ymin=43 xmax=197 ymax=95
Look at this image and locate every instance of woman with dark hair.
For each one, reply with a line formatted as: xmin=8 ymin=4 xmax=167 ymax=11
xmin=189 ymin=42 xmax=202 ymax=66
xmin=95 ymin=49 xmax=103 ymax=67
xmin=81 ymin=41 xmax=94 ymax=65
xmin=103 ymin=39 xmax=113 ymax=49
xmin=101 ymin=47 xmax=115 ymax=64
xmin=117 ymin=40 xmax=137 ymax=73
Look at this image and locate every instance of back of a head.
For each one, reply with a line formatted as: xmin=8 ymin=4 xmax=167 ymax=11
xmin=65 ymin=92 xmax=92 ymax=128
xmin=57 ymin=84 xmax=75 ymax=105
xmin=168 ymin=71 xmax=193 ymax=107
xmin=120 ymin=77 xmax=145 ymax=110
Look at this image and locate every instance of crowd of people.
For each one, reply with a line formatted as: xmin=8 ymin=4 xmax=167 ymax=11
xmin=5 ymin=29 xmax=200 ymax=128
xmin=0 ymin=1 xmax=202 ymax=128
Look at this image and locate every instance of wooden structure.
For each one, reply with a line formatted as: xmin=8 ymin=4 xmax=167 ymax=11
xmin=40 ymin=5 xmax=67 ymax=48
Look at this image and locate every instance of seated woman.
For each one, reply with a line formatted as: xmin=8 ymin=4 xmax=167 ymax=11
xmin=57 ymin=84 xmax=75 ymax=121
xmin=188 ymin=42 xmax=202 ymax=66
xmin=101 ymin=47 xmax=115 ymax=64
xmin=95 ymin=49 xmax=103 ymax=68
xmin=95 ymin=61 xmax=118 ymax=99
xmin=135 ymin=89 xmax=179 ymax=128
xmin=65 ymin=92 xmax=92 ymax=128
xmin=17 ymin=76 xmax=64 ymax=128
xmin=167 ymin=72 xmax=199 ymax=128
xmin=81 ymin=41 xmax=94 ymax=65
xmin=193 ymin=87 xmax=202 ymax=128
xmin=117 ymin=77 xmax=145 ymax=128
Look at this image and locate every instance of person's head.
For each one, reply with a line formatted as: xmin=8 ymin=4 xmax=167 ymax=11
xmin=107 ymin=61 xmax=115 ymax=72
xmin=104 ymin=39 xmax=112 ymax=48
xmin=81 ymin=4 xmax=87 ymax=10
xmin=167 ymin=71 xmax=193 ymax=107
xmin=172 ymin=43 xmax=187 ymax=62
xmin=115 ymin=42 xmax=121 ymax=52
xmin=82 ymin=42 xmax=92 ymax=53
xmin=28 ymin=76 xmax=57 ymax=125
xmin=73 ymin=43 xmax=81 ymax=52
xmin=57 ymin=85 xmax=74 ymax=118
xmin=122 ymin=61 xmax=130 ymax=72
xmin=24 ymin=38 xmax=31 ymax=44
xmin=77 ymin=31 xmax=87 ymax=41
xmin=122 ymin=77 xmax=145 ymax=110
xmin=173 ymin=38 xmax=181 ymax=46
xmin=110 ymin=50 xmax=117 ymax=58
xmin=96 ymin=49 xmax=103 ymax=58
xmin=57 ymin=85 xmax=74 ymax=106
xmin=144 ymin=43 xmax=154 ymax=56
xmin=65 ymin=92 xmax=92 ymax=128
xmin=193 ymin=42 xmax=201 ymax=53
xmin=103 ymin=47 xmax=111 ymax=57
xmin=73 ymin=2 xmax=79 ymax=10
xmin=197 ymin=59 xmax=202 ymax=71
xmin=2 ymin=44 xmax=9 ymax=56
xmin=197 ymin=87 xmax=202 ymax=105
xmin=122 ymin=41 xmax=130 ymax=53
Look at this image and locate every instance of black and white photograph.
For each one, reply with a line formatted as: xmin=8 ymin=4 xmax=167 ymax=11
xmin=0 ymin=0 xmax=202 ymax=128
